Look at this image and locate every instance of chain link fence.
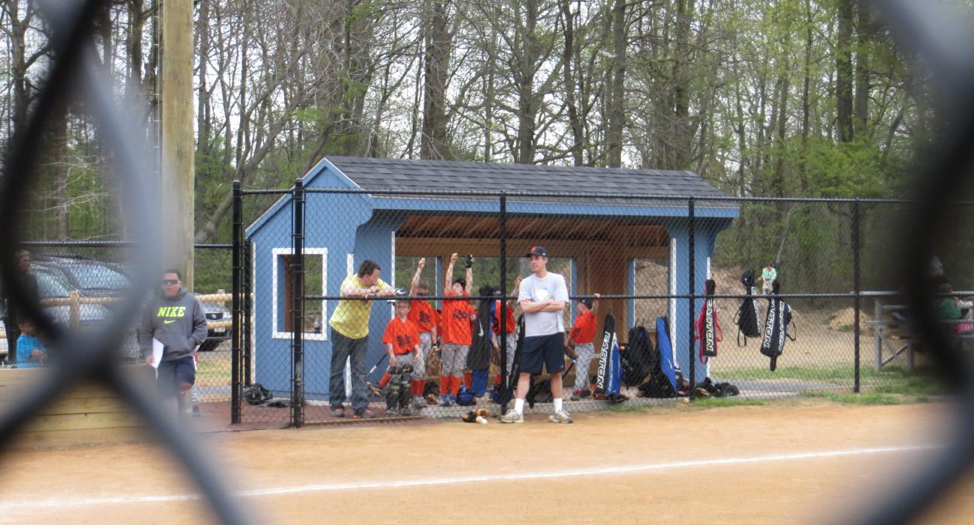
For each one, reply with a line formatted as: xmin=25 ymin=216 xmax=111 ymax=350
xmin=233 ymin=185 xmax=947 ymax=427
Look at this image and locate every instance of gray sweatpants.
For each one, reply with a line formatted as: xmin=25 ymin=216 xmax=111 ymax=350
xmin=573 ymin=342 xmax=596 ymax=391
xmin=440 ymin=343 xmax=469 ymax=377
xmin=412 ymin=332 xmax=433 ymax=381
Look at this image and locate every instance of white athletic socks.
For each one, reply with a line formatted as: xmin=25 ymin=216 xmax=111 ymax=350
xmin=514 ymin=398 xmax=525 ymax=414
xmin=554 ymin=398 xmax=563 ymax=412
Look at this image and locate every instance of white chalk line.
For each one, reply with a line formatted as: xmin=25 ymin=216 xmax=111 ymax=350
xmin=0 ymin=444 xmax=941 ymax=511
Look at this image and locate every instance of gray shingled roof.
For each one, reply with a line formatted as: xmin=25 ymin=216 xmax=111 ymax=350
xmin=326 ymin=156 xmax=730 ymax=201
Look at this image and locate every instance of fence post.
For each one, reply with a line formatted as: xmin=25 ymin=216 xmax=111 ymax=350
xmin=499 ymin=192 xmax=508 ymax=415
xmin=291 ymin=179 xmax=305 ymax=427
xmin=688 ymin=195 xmax=696 ymax=386
xmin=68 ymin=291 xmax=80 ymax=328
xmin=854 ymin=198 xmax=861 ymax=393
xmin=231 ymin=180 xmax=241 ymax=424
xmin=243 ymin=240 xmax=253 ymax=387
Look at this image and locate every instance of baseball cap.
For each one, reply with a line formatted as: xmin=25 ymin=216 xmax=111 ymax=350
xmin=579 ymin=298 xmax=594 ymax=309
xmin=526 ymin=246 xmax=548 ymax=258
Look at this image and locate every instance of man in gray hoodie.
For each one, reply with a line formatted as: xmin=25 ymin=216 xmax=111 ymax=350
xmin=141 ymin=269 xmax=208 ymax=413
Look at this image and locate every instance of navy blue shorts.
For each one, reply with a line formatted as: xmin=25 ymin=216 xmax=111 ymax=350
xmin=157 ymin=355 xmax=196 ymax=397
xmin=520 ymin=333 xmax=566 ymax=375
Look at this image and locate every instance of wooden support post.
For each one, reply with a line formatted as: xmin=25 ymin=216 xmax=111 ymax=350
xmin=68 ymin=291 xmax=80 ymax=328
xmin=161 ymin=0 xmax=195 ymax=289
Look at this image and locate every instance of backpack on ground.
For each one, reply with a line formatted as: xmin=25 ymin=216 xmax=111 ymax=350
xmin=622 ymin=325 xmax=656 ymax=386
xmin=637 ymin=317 xmax=680 ymax=398
xmin=243 ymin=383 xmax=273 ymax=406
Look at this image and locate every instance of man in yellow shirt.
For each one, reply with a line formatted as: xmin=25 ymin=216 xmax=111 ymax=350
xmin=329 ymin=260 xmax=395 ymax=419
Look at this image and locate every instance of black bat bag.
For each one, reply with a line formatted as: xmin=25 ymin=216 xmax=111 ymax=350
xmin=735 ymin=269 xmax=761 ymax=346
xmin=759 ymin=282 xmax=795 ymax=371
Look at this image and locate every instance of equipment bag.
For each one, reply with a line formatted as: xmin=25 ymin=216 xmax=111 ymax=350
xmin=595 ymin=314 xmax=622 ymax=397
xmin=622 ymin=325 xmax=656 ymax=386
xmin=695 ymin=279 xmax=722 ymax=364
xmin=735 ymin=270 xmax=761 ymax=346
xmin=759 ymin=281 xmax=796 ymax=371
xmin=467 ymin=285 xmax=495 ymax=372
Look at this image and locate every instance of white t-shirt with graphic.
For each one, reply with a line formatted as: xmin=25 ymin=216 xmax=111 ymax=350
xmin=518 ymin=272 xmax=570 ymax=337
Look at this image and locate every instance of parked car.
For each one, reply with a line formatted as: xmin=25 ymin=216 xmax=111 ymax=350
xmin=200 ymin=301 xmax=232 ymax=352
xmin=34 ymin=254 xmax=230 ymax=352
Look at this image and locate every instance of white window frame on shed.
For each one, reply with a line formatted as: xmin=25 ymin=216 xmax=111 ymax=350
xmin=272 ymin=247 xmax=328 ymax=341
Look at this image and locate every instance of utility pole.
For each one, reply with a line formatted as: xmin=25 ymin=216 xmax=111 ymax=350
xmin=160 ymin=0 xmax=195 ymax=289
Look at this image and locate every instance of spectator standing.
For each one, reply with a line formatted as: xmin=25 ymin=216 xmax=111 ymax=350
xmin=141 ymin=269 xmax=208 ymax=417
xmin=439 ymin=253 xmax=476 ymax=407
xmin=567 ymin=293 xmax=599 ymax=400
xmin=501 ymin=246 xmax=572 ymax=424
xmin=759 ymin=263 xmax=777 ymax=295
xmin=15 ymin=319 xmax=47 ymax=368
xmin=328 ymin=260 xmax=395 ymax=419
xmin=2 ymin=250 xmax=39 ymax=366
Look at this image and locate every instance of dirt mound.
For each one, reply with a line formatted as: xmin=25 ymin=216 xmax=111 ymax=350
xmin=829 ymin=307 xmax=871 ymax=333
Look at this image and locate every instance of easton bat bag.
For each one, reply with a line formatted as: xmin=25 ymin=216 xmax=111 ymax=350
xmin=695 ymin=279 xmax=722 ymax=364
xmin=490 ymin=314 xmax=525 ymax=405
xmin=595 ymin=314 xmax=623 ymax=400
xmin=735 ymin=269 xmax=762 ymax=346
xmin=759 ymin=281 xmax=796 ymax=371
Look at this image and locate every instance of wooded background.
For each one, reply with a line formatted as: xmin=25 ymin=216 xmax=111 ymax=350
xmin=1 ymin=0 xmax=965 ymax=292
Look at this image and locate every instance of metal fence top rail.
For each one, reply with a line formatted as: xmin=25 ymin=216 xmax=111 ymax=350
xmin=20 ymin=240 xmax=233 ymax=249
xmin=301 ymin=291 xmax=921 ymax=302
xmin=245 ymin=184 xmax=949 ymax=204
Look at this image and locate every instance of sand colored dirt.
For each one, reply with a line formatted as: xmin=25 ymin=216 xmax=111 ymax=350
xmin=0 ymin=401 xmax=971 ymax=524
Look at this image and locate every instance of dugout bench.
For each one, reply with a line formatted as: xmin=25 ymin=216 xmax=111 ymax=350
xmin=869 ymin=296 xmax=974 ymax=372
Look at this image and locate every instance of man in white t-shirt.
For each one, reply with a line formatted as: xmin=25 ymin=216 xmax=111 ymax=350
xmin=501 ymin=246 xmax=573 ymax=424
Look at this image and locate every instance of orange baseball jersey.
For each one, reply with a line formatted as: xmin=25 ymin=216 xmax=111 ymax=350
xmin=382 ymin=317 xmax=421 ymax=355
xmin=493 ymin=300 xmax=515 ymax=335
xmin=408 ymin=300 xmax=438 ymax=334
xmin=569 ymin=310 xmax=597 ymax=344
xmin=442 ymin=291 xmax=476 ymax=345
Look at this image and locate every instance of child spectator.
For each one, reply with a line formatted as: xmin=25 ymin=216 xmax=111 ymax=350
xmin=492 ymin=277 xmax=521 ymax=388
xmin=566 ymin=293 xmax=599 ymax=400
xmin=382 ymin=291 xmax=422 ymax=416
xmin=16 ymin=319 xmax=47 ymax=368
xmin=368 ymin=259 xmax=439 ymax=409
xmin=407 ymin=258 xmax=437 ymax=408
xmin=439 ymin=253 xmax=476 ymax=406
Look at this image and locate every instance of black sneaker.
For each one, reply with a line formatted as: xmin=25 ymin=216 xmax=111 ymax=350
xmin=332 ymin=406 xmax=345 ymax=418
xmin=400 ymin=407 xmax=413 ymax=416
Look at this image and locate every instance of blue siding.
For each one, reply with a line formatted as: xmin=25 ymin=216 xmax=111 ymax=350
xmin=246 ymin=156 xmax=737 ymax=398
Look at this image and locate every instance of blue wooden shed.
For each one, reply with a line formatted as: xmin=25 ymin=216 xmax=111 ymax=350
xmin=246 ymin=156 xmax=738 ymax=397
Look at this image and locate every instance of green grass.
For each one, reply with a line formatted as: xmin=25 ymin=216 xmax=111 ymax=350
xmin=689 ymin=397 xmax=766 ymax=408
xmin=808 ymin=391 xmax=901 ymax=405
xmin=719 ymin=364 xmax=942 ymax=388
xmin=607 ymin=404 xmax=652 ymax=413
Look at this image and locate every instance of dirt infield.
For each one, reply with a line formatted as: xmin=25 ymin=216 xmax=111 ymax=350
xmin=0 ymin=401 xmax=971 ymax=524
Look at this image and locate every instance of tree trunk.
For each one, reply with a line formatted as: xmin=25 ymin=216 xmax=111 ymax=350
xmin=836 ymin=0 xmax=854 ymax=142
xmin=607 ymin=0 xmax=626 ymax=168
xmin=421 ymin=0 xmax=452 ymax=160
xmin=560 ymin=0 xmax=583 ymax=166
xmin=854 ymin=2 xmax=870 ymax=138
xmin=671 ymin=0 xmax=695 ymax=170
